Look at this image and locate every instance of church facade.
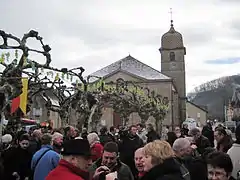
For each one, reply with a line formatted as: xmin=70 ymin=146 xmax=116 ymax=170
xmin=87 ymin=21 xmax=187 ymax=129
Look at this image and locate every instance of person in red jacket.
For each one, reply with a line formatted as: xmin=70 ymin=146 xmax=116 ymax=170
xmin=46 ymin=139 xmax=92 ymax=180
xmin=87 ymin=132 xmax=104 ymax=162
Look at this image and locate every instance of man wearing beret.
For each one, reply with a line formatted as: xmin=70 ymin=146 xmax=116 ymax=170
xmin=46 ymin=139 xmax=92 ymax=180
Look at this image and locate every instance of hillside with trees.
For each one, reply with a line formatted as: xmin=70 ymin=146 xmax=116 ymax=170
xmin=187 ymin=74 xmax=240 ymax=121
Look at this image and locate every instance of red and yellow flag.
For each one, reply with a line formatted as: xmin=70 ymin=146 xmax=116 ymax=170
xmin=11 ymin=78 xmax=28 ymax=115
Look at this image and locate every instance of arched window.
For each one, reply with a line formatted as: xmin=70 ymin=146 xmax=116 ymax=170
xmin=170 ymin=52 xmax=175 ymax=61
xmin=116 ymin=78 xmax=124 ymax=83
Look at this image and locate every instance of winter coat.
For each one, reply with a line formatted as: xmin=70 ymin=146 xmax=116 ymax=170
xmin=228 ymin=143 xmax=240 ymax=179
xmin=140 ymin=157 xmax=184 ymax=180
xmin=99 ymin=134 xmax=113 ymax=146
xmin=119 ymin=134 xmax=143 ymax=177
xmin=107 ymin=132 xmax=116 ymax=142
xmin=89 ymin=158 xmax=134 ymax=180
xmin=2 ymin=146 xmax=32 ymax=180
xmin=90 ymin=142 xmax=103 ymax=162
xmin=195 ymin=135 xmax=211 ymax=154
xmin=202 ymin=125 xmax=214 ymax=147
xmin=0 ymin=156 xmax=4 ymax=180
xmin=46 ymin=159 xmax=89 ymax=180
xmin=147 ymin=130 xmax=160 ymax=143
xmin=28 ymin=139 xmax=41 ymax=155
xmin=180 ymin=155 xmax=208 ymax=180
xmin=31 ymin=145 xmax=60 ymax=180
xmin=181 ymin=128 xmax=189 ymax=137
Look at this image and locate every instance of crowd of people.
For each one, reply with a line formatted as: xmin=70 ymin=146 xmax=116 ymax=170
xmin=0 ymin=122 xmax=239 ymax=180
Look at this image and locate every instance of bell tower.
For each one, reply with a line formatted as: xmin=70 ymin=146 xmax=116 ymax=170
xmin=159 ymin=11 xmax=186 ymax=124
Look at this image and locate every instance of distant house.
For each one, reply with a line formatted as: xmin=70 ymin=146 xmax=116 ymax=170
xmin=186 ymin=101 xmax=208 ymax=126
xmin=27 ymin=90 xmax=61 ymax=128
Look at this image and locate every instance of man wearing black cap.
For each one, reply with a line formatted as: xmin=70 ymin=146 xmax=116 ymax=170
xmin=46 ymin=139 xmax=92 ymax=180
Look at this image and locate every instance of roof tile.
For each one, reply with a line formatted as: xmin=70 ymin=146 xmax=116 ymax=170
xmin=88 ymin=55 xmax=170 ymax=82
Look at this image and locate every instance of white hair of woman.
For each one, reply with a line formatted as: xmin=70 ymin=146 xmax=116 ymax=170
xmin=87 ymin=132 xmax=100 ymax=147
xmin=52 ymin=132 xmax=63 ymax=141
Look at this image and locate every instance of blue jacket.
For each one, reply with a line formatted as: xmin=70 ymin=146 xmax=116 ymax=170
xmin=31 ymin=145 xmax=60 ymax=180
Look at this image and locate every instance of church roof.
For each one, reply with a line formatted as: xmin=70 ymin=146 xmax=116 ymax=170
xmin=88 ymin=55 xmax=171 ymax=82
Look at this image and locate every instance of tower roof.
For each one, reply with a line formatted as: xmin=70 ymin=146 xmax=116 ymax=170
xmin=161 ymin=20 xmax=184 ymax=49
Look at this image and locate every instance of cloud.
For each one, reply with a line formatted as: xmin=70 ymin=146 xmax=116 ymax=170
xmin=217 ymin=0 xmax=240 ymax=3
xmin=0 ymin=0 xmax=240 ymax=93
xmin=205 ymin=57 xmax=240 ymax=64
xmin=229 ymin=18 xmax=240 ymax=37
xmin=54 ymin=20 xmax=162 ymax=48
xmin=182 ymin=24 xmax=214 ymax=46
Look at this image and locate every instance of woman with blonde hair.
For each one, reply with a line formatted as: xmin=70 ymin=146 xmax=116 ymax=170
xmin=140 ymin=140 xmax=183 ymax=180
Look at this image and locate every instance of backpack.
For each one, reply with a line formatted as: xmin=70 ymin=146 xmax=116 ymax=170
xmin=174 ymin=159 xmax=191 ymax=180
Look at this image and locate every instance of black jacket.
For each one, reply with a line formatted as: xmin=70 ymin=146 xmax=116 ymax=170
xmin=195 ymin=135 xmax=211 ymax=154
xmin=141 ymin=157 xmax=184 ymax=180
xmin=99 ymin=134 xmax=113 ymax=146
xmin=180 ymin=156 xmax=208 ymax=180
xmin=202 ymin=125 xmax=214 ymax=147
xmin=89 ymin=158 xmax=134 ymax=180
xmin=2 ymin=146 xmax=32 ymax=180
xmin=147 ymin=130 xmax=160 ymax=143
xmin=119 ymin=135 xmax=143 ymax=177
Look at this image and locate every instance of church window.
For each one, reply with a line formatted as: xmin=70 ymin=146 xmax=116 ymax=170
xmin=170 ymin=52 xmax=175 ymax=61
xmin=116 ymin=78 xmax=124 ymax=83
xmin=116 ymin=78 xmax=125 ymax=91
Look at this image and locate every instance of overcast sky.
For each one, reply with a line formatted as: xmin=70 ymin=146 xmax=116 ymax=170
xmin=1 ymin=0 xmax=240 ymax=92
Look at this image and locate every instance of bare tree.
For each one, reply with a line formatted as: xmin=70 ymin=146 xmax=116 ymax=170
xmin=0 ymin=30 xmax=91 ymax=133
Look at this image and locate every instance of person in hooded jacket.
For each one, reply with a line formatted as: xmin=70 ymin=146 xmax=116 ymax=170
xmin=140 ymin=140 xmax=183 ymax=180
xmin=202 ymin=122 xmax=214 ymax=147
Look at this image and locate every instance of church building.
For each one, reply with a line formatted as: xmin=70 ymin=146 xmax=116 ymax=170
xmin=87 ymin=20 xmax=187 ymax=128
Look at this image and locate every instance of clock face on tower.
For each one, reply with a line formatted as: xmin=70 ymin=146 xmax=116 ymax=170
xmin=170 ymin=62 xmax=177 ymax=70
